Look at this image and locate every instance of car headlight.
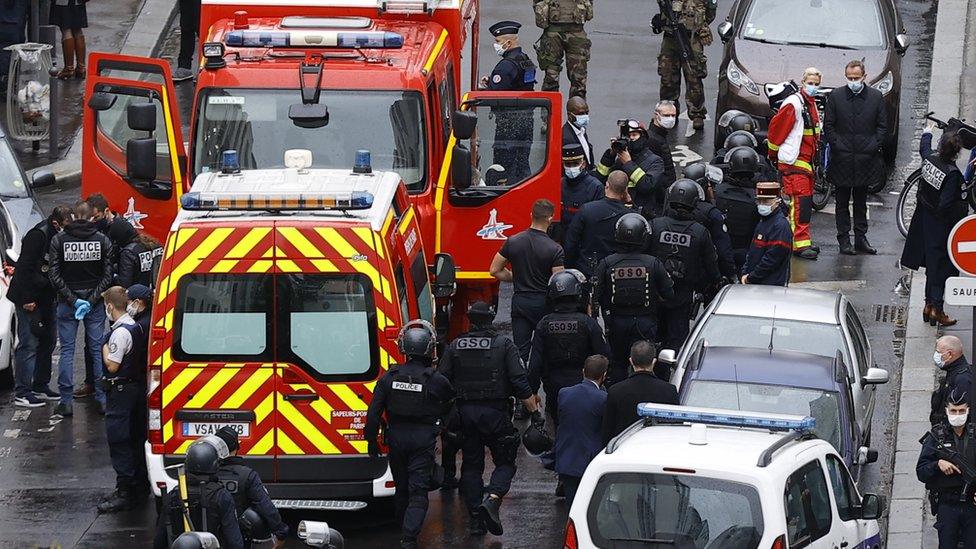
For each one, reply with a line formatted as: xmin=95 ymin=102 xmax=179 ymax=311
xmin=872 ymin=71 xmax=894 ymax=96
xmin=727 ymin=59 xmax=760 ymax=95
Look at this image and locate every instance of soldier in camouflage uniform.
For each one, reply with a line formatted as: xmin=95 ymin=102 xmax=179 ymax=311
xmin=652 ymin=0 xmax=717 ymax=130
xmin=533 ymin=0 xmax=593 ymax=99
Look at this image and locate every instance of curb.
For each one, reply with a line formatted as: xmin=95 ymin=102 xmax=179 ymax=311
xmin=25 ymin=0 xmax=180 ymax=188
xmin=887 ymin=1 xmax=975 ymax=546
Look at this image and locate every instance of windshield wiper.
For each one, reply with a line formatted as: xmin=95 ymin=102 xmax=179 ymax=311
xmin=741 ymin=36 xmax=857 ymax=50
xmin=608 ymin=537 xmax=676 ymax=546
xmin=0 ymin=193 xmax=25 ymax=199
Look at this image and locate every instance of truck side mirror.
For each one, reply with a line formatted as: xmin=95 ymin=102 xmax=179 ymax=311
xmin=127 ymin=102 xmax=157 ymax=133
xmin=859 ymin=493 xmax=884 ymax=520
xmin=451 ymin=110 xmax=477 ymax=140
xmin=31 ymin=170 xmax=55 ymax=189
xmin=127 ymin=138 xmax=157 ymax=182
xmin=87 ymin=91 xmax=117 ymax=111
xmin=450 ymin=144 xmax=473 ymax=191
xmin=432 ymin=253 xmax=457 ymax=298
xmin=717 ymin=21 xmax=734 ymax=42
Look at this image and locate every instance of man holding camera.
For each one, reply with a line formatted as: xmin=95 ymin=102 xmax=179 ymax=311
xmin=595 ymin=119 xmax=666 ymax=216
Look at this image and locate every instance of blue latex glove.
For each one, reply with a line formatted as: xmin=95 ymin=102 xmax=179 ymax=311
xmin=74 ymin=300 xmax=91 ymax=320
xmin=73 ymin=298 xmax=87 ymax=310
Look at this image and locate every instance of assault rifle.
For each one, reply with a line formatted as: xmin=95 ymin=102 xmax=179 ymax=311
xmin=653 ymin=0 xmax=694 ymax=68
xmin=932 ymin=433 xmax=976 ymax=504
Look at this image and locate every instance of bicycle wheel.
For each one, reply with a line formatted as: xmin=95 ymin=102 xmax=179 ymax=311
xmin=812 ymin=173 xmax=831 ymax=210
xmin=896 ymin=169 xmax=920 ymax=238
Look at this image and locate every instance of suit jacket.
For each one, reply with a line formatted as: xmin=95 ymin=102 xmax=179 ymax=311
xmin=562 ymin=121 xmax=594 ymax=166
xmin=601 ymin=371 xmax=678 ymax=444
xmin=824 ymin=85 xmax=887 ymax=189
xmin=554 ymin=380 xmax=607 ymax=477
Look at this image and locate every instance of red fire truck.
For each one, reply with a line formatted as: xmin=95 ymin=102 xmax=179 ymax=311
xmin=81 ymin=0 xmax=563 ymax=332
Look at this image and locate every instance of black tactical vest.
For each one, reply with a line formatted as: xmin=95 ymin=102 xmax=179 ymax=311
xmin=715 ymin=183 xmax=759 ymax=249
xmin=650 ymin=217 xmax=700 ymax=286
xmin=450 ymin=333 xmax=512 ymax=401
xmin=510 ymin=51 xmax=537 ymax=90
xmin=918 ymin=155 xmax=959 ymax=212
xmin=387 ymin=367 xmax=438 ymax=423
xmin=605 ymin=253 xmax=657 ymax=316
xmin=178 ymin=479 xmax=232 ymax=540
xmin=216 ymin=463 xmax=251 ymax=514
xmin=540 ymin=312 xmax=592 ymax=373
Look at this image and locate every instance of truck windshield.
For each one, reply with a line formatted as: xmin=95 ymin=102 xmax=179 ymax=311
xmin=194 ymin=88 xmax=427 ymax=191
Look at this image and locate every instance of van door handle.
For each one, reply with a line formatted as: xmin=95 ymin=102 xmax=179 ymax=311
xmin=841 ymin=542 xmax=849 ymax=548
xmin=284 ymin=392 xmax=319 ymax=402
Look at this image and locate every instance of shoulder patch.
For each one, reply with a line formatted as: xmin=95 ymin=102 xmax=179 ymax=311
xmin=492 ymin=74 xmax=502 ymax=84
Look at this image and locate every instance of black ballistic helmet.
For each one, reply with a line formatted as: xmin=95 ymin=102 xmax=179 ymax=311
xmin=724 ymin=130 xmax=758 ymax=151
xmin=547 ymin=269 xmax=587 ymax=302
xmin=682 ymin=163 xmax=707 ymax=183
xmin=522 ymin=423 xmax=554 ymax=456
xmin=240 ymin=507 xmax=272 ymax=541
xmin=727 ymin=146 xmax=761 ymax=175
xmin=171 ymin=532 xmax=219 ymax=549
xmin=727 ymin=113 xmax=756 ymax=135
xmin=667 ymin=179 xmax=702 ymax=211
xmin=615 ymin=213 xmax=651 ymax=247
xmin=467 ymin=301 xmax=496 ymax=324
xmin=185 ymin=439 xmax=221 ymax=475
xmin=398 ymin=319 xmax=437 ymax=358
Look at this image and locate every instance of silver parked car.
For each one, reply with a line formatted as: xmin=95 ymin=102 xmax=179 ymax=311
xmin=661 ymin=285 xmax=889 ymax=442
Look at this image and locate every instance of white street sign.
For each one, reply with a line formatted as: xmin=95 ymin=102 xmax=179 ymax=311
xmin=945 ymin=276 xmax=976 ymax=306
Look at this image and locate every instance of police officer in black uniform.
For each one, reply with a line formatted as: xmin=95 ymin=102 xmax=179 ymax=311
xmin=564 ymin=170 xmax=632 ymax=281
xmin=154 ymin=438 xmax=244 ymax=549
xmin=116 ymin=227 xmax=163 ymax=289
xmin=96 ymin=286 xmax=149 ymax=513
xmin=529 ymin=270 xmax=610 ymax=418
xmin=364 ymin=320 xmax=455 ymax=549
xmin=439 ymin=302 xmax=543 ymax=537
xmin=595 ymin=119 xmax=667 ymax=216
xmin=480 ymin=21 xmax=536 ymax=183
xmin=681 ymin=169 xmax=736 ymax=284
xmin=594 ymin=214 xmax=674 ymax=384
xmin=715 ymin=147 xmax=762 ymax=272
xmin=559 ymin=142 xmax=604 ymax=239
xmin=918 ymin=387 xmax=976 ymax=547
xmin=649 ymin=180 xmax=721 ymax=351
xmin=213 ymin=427 xmax=288 ymax=547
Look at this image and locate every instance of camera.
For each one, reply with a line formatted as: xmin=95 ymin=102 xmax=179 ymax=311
xmin=611 ymin=119 xmax=630 ymax=153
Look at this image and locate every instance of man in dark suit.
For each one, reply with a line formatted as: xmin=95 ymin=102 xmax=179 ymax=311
xmin=554 ymin=355 xmax=608 ymax=505
xmin=562 ymin=96 xmax=593 ymax=167
xmin=602 ymin=340 xmax=678 ymax=444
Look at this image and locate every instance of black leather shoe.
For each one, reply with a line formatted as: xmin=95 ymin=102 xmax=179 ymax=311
xmin=838 ymin=238 xmax=856 ymax=255
xmin=855 ymin=236 xmax=877 ymax=255
xmin=794 ymin=248 xmax=819 ymax=260
xmin=478 ymin=495 xmax=504 ymax=535
xmin=97 ymin=492 xmax=133 ymax=513
xmin=469 ymin=513 xmax=487 ymax=536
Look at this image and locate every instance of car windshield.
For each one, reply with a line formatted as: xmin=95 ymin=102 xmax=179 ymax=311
xmin=194 ymin=88 xmax=426 ymax=191
xmin=684 ymin=380 xmax=844 ymax=452
xmin=587 ymin=472 xmax=764 ymax=549
xmin=0 ymin=142 xmax=31 ymax=198
xmin=696 ymin=315 xmax=850 ymax=365
xmin=742 ymin=0 xmax=886 ymax=49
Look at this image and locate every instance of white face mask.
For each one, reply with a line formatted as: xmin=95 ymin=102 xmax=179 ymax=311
xmin=847 ymin=79 xmax=864 ymax=93
xmin=126 ymin=303 xmax=140 ymax=317
xmin=757 ymin=204 xmax=774 ymax=216
xmin=659 ymin=115 xmax=677 ymax=129
xmin=935 ymin=350 xmax=946 ymax=369
xmin=573 ymin=114 xmax=590 ymax=127
xmin=948 ymin=411 xmax=969 ymax=427
xmin=564 ymin=166 xmax=583 ymax=179
xmin=493 ymin=42 xmax=506 ymax=56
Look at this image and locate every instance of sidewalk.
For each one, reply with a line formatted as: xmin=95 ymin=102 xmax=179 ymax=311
xmin=2 ymin=0 xmax=178 ymax=185
xmin=888 ymin=1 xmax=976 ymax=545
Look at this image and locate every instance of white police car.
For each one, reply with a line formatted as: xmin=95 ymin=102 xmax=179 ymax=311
xmin=564 ymin=405 xmax=883 ymax=549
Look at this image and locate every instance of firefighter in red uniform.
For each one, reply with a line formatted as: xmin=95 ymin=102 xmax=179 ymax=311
xmin=765 ymin=69 xmax=822 ymax=261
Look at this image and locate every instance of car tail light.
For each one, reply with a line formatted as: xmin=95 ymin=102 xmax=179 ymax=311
xmin=771 ymin=534 xmax=786 ymax=549
xmin=563 ymin=519 xmax=578 ymax=549
xmin=147 ymin=366 xmax=162 ymax=448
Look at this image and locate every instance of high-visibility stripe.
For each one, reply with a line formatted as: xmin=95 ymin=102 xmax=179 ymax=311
xmin=352 ymin=227 xmax=380 ymax=255
xmin=254 ymin=392 xmax=275 ymax=424
xmin=167 ymin=227 xmax=235 ymax=286
xmin=316 ymin=228 xmax=392 ymax=303
xmin=185 ymin=367 xmax=239 ymax=409
xmin=247 ymin=260 xmax=273 ymax=273
xmin=275 ymin=430 xmax=303 ymax=454
xmin=629 ymin=168 xmax=646 ymax=186
xmin=249 ymin=429 xmax=275 ymax=455
xmin=312 ymin=259 xmax=339 ymax=272
xmin=768 ymin=142 xmax=780 ymax=151
xmin=226 ymin=227 xmax=273 ymax=258
xmin=277 ymin=259 xmax=301 ymax=272
xmin=278 ymin=227 xmax=323 ymax=258
xmin=330 ymin=384 xmax=368 ymax=411
xmin=164 ymin=368 xmax=202 ymax=404
xmin=158 ymin=87 xmax=184 ymax=198
xmin=422 ymin=30 xmax=448 ymax=74
xmin=278 ymin=398 xmax=339 ymax=454
xmin=221 ymin=369 xmax=272 ymax=409
xmin=398 ymin=208 xmax=416 ymax=235
xmin=596 ymin=163 xmax=610 ymax=176
xmin=381 ymin=211 xmax=395 ymax=237
xmin=456 ymin=271 xmax=492 ymax=279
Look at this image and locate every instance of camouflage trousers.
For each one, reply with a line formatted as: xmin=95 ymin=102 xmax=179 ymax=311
xmin=658 ymin=34 xmax=708 ymax=119
xmin=534 ymin=25 xmax=591 ymax=99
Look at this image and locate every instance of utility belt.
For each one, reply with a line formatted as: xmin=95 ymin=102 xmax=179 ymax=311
xmin=100 ymin=376 xmax=143 ymax=391
xmin=545 ymin=22 xmax=584 ymax=31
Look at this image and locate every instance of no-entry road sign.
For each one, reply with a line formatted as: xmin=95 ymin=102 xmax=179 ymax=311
xmin=948 ymin=215 xmax=976 ymax=276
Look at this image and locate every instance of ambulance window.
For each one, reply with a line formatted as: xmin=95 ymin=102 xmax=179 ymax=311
xmin=174 ymin=274 xmax=271 ymax=360
xmin=439 ymin=64 xmax=456 ymax=145
xmin=395 ymin=265 xmax=411 ymax=322
xmin=278 ymin=274 xmax=379 ymax=381
xmin=411 ymin=253 xmax=434 ymax=324
xmin=93 ymin=87 xmax=173 ymax=184
xmin=427 ymin=81 xmax=440 ymax=153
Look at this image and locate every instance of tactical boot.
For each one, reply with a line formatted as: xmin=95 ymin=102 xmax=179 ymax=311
xmin=441 ymin=473 xmax=459 ymax=490
xmin=469 ymin=513 xmax=487 ymax=536
xmin=400 ymin=538 xmax=419 ymax=549
xmin=855 ymin=236 xmax=877 ymax=255
xmin=692 ymin=117 xmax=704 ymax=130
xmin=478 ymin=494 xmax=504 ymax=535
xmin=97 ymin=490 xmax=133 ymax=513
xmin=838 ymin=237 xmax=855 ymax=256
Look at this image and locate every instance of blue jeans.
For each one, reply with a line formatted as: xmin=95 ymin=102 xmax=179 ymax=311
xmin=56 ymin=301 xmax=106 ymax=405
xmin=13 ymin=301 xmax=56 ymax=398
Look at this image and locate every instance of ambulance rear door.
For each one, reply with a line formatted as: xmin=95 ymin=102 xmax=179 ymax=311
xmin=272 ymin=222 xmax=396 ymax=493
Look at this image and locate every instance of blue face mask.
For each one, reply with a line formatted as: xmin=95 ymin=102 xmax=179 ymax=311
xmin=757 ymin=204 xmax=774 ymax=217
xmin=564 ymin=166 xmax=583 ymax=179
xmin=573 ymin=114 xmax=589 ymax=128
xmin=847 ymin=79 xmax=864 ymax=93
xmin=804 ymin=84 xmax=819 ymax=96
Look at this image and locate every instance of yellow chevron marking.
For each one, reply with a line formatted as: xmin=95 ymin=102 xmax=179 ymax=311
xmin=164 ymin=310 xmax=174 ymax=331
xmin=376 ymin=308 xmax=390 ymax=329
xmin=247 ymin=260 xmax=273 ymax=273
xmin=381 ymin=211 xmax=395 ymax=236
xmin=277 ymin=259 xmax=301 ymax=273
xmin=168 ymin=227 xmax=235 ymax=285
xmin=254 ymin=393 xmax=275 ymax=424
xmin=225 ymin=227 xmax=272 ymax=258
xmin=176 ymin=440 xmax=193 ymax=454
xmin=163 ymin=367 xmax=202 ymax=405
xmin=398 ymin=208 xmax=415 ymax=235
xmin=221 ymin=368 xmax=272 ymax=409
xmin=248 ymin=429 xmax=275 ymax=455
xmin=164 ymin=232 xmax=178 ymax=260
xmin=211 ymin=259 xmax=239 ymax=273
xmin=312 ymin=259 xmax=339 ymax=272
xmin=164 ymin=419 xmax=173 ymax=442
xmin=330 ymin=384 xmax=368 ymax=411
xmin=185 ymin=368 xmax=238 ymax=408
xmin=278 ymin=398 xmax=339 ymax=454
xmin=160 ymin=348 xmax=173 ymax=371
xmin=276 ymin=430 xmax=303 ymax=455
xmin=262 ymin=247 xmax=274 ymax=258
xmin=352 ymin=227 xmax=377 ymax=251
xmin=172 ymin=228 xmax=199 ymax=256
xmin=278 ymin=227 xmax=324 ymax=258
xmin=316 ymin=228 xmax=392 ymax=303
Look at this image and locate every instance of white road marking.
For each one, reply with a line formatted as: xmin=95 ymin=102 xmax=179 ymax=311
xmin=671 ymin=145 xmax=703 ymax=167
xmin=3 ymin=429 xmax=21 ymax=439
xmin=0 ymin=447 xmax=10 ymax=458
xmin=36 ymin=426 xmax=56 ymax=433
xmin=815 ymin=204 xmax=872 ymax=220
xmin=11 ymin=410 xmax=30 ymax=422
xmin=790 ymin=280 xmax=867 ymax=291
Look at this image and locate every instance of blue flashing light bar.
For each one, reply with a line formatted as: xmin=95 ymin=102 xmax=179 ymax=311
xmin=637 ymin=403 xmax=816 ymax=432
xmin=180 ymin=190 xmax=374 ymax=211
xmin=224 ymin=30 xmax=403 ymax=49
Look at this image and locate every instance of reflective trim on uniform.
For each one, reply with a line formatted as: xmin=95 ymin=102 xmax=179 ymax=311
xmin=629 ymin=168 xmax=646 ymax=186
xmin=596 ymin=163 xmax=611 ymax=176
xmin=767 ymin=142 xmax=780 ymax=152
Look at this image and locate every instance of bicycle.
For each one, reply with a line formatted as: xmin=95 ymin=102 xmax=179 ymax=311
xmin=896 ymin=112 xmax=976 ymax=238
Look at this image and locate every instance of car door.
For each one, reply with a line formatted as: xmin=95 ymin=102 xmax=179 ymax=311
xmin=843 ymin=303 xmax=874 ymax=429
xmin=82 ymin=53 xmax=186 ymax=242
xmin=825 ymin=454 xmax=880 ymax=548
xmin=783 ymin=459 xmax=835 ymax=548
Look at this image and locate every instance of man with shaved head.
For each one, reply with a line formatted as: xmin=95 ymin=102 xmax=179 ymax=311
xmin=564 ymin=170 xmax=632 ymax=282
xmin=931 ymin=335 xmax=972 ymax=425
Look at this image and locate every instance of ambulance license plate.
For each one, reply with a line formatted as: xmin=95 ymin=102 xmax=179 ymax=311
xmin=182 ymin=422 xmax=250 ymax=437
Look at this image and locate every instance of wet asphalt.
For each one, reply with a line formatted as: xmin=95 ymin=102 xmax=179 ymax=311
xmin=0 ymin=0 xmax=940 ymax=546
